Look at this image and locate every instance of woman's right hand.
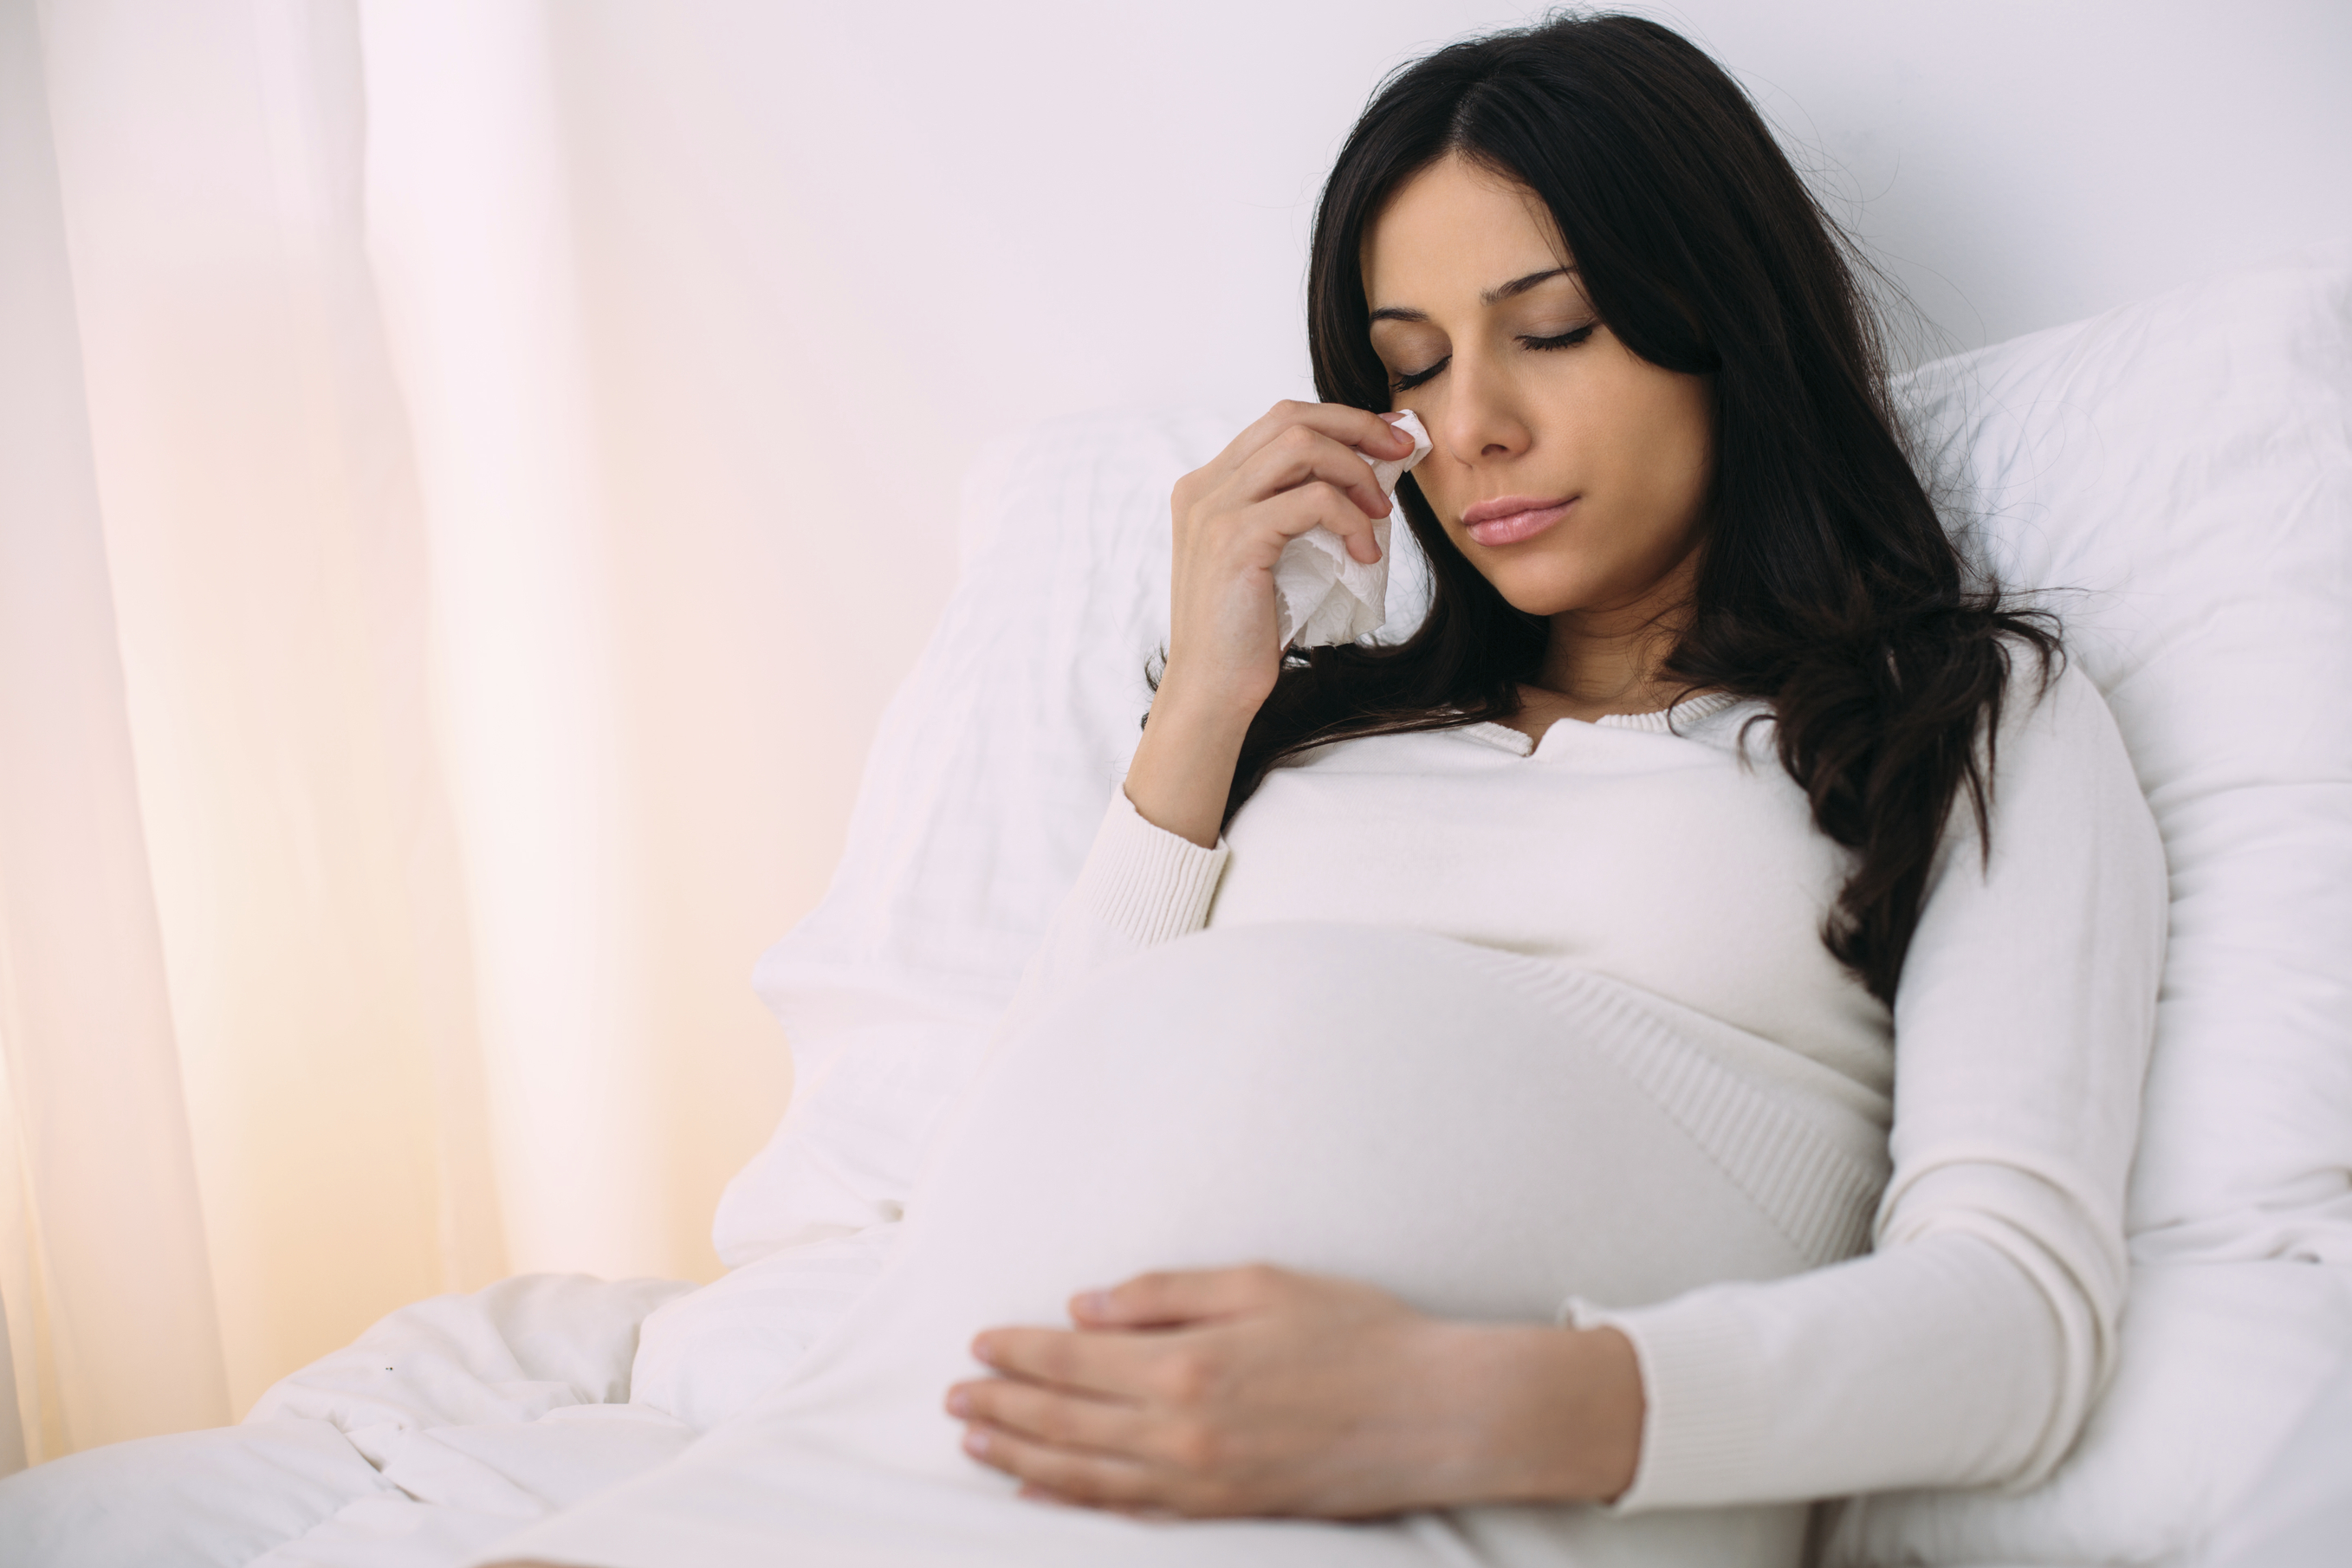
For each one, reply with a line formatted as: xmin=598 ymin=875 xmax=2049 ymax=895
xmin=1161 ymin=401 xmax=1417 ymax=714
xmin=1124 ymin=403 xmax=1416 ymax=849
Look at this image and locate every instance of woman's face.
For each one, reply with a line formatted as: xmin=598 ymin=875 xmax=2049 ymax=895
xmin=1362 ymin=153 xmax=1714 ymax=625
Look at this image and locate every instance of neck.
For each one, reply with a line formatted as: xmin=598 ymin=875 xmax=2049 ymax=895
xmin=1531 ymin=557 xmax=1698 ymax=712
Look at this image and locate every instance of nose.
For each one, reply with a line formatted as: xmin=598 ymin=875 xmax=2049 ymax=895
xmin=1433 ymin=347 xmax=1531 ymax=469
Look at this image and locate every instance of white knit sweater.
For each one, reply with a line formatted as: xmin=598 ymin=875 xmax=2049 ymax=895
xmin=1001 ymin=660 xmax=2168 ymax=1509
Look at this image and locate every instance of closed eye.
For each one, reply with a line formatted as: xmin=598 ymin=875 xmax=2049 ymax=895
xmin=1387 ymin=323 xmax=1599 ymax=392
xmin=1390 ymin=356 xmax=1448 ymax=392
xmin=1521 ymin=323 xmax=1598 ymax=352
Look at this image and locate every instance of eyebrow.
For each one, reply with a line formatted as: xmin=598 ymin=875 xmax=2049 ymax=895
xmin=1367 ymin=266 xmax=1577 ymax=324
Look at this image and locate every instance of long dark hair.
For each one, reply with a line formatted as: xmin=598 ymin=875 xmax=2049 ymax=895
xmin=1223 ymin=11 xmax=2056 ymax=1005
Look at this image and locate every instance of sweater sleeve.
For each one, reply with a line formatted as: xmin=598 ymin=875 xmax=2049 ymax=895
xmin=990 ymin=783 xmax=1232 ymax=1051
xmin=1569 ymin=658 xmax=2169 ymax=1507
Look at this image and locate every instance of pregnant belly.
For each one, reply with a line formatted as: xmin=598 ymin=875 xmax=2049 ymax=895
xmin=713 ymin=923 xmax=1884 ymax=1490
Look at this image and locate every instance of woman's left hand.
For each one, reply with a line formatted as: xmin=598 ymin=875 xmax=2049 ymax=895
xmin=944 ymin=1264 xmax=1643 ymax=1519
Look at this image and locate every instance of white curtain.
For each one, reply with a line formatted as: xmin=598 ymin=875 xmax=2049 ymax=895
xmin=0 ymin=0 xmax=231 ymax=1468
xmin=0 ymin=0 xmax=867 ymax=1465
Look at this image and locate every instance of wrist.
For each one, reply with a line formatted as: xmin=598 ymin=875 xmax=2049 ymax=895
xmin=1439 ymin=1323 xmax=1645 ymax=1506
xmin=1125 ymin=686 xmax=1255 ymax=850
xmin=1146 ymin=665 xmax=1267 ymax=733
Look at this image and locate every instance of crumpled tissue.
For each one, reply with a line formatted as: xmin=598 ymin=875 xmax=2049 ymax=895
xmin=1273 ymin=409 xmax=1433 ymax=648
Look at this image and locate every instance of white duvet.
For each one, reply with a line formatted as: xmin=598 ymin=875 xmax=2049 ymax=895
xmin=3 ymin=244 xmax=2349 ymax=1567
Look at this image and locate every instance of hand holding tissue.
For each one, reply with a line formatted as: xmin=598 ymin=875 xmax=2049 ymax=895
xmin=1273 ymin=410 xmax=1432 ymax=649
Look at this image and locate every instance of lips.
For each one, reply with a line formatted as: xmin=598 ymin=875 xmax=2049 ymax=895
xmin=1461 ymin=494 xmax=1576 ymax=548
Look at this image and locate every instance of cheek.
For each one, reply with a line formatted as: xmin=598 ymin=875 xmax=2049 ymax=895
xmin=1600 ymin=375 xmax=1713 ymax=528
xmin=1409 ymin=469 xmax=1460 ymax=529
xmin=1656 ymin=378 xmax=1715 ymax=488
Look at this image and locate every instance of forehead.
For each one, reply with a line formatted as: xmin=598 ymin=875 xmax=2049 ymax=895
xmin=1362 ymin=153 xmax=1572 ymax=308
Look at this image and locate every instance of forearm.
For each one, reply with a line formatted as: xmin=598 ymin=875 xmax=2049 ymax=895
xmin=1571 ymin=1228 xmax=2078 ymax=1508
xmin=1124 ymin=677 xmax=1256 ymax=849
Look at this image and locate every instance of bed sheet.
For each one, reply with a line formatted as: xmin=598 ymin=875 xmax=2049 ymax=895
xmin=0 ymin=1273 xmax=699 ymax=1567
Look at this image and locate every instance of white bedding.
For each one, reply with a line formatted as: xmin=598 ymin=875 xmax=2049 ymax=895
xmin=3 ymin=244 xmax=2348 ymax=1567
xmin=0 ymin=1275 xmax=690 ymax=1565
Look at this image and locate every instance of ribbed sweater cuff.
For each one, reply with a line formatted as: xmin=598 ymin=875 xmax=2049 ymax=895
xmin=1563 ymin=1292 xmax=1768 ymax=1512
xmin=1074 ymin=785 xmax=1230 ymax=947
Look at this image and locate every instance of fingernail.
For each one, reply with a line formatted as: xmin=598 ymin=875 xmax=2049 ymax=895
xmin=1073 ymin=1290 xmax=1113 ymax=1319
xmin=946 ymin=1389 xmax=970 ymax=1416
xmin=970 ymin=1336 xmax=995 ymax=1364
xmin=963 ymin=1427 xmax=991 ymax=1456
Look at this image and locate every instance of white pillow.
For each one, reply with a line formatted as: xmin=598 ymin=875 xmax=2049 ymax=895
xmin=1907 ymin=245 xmax=2352 ymax=1264
xmin=722 ymin=244 xmax=2352 ymax=1564
xmin=1829 ymin=248 xmax=2352 ymax=1563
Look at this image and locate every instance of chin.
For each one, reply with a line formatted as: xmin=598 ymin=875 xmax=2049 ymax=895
xmin=1472 ymin=533 xmax=1705 ymax=622
xmin=1482 ymin=561 xmax=1622 ymax=619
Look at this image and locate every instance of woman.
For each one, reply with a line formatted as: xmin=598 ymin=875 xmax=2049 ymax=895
xmin=496 ymin=13 xmax=2164 ymax=1565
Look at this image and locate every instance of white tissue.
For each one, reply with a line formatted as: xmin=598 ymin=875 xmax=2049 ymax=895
xmin=1273 ymin=410 xmax=1433 ymax=649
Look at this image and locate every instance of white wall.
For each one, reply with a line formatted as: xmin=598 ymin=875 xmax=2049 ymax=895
xmin=1666 ymin=0 xmax=2352 ymax=360
xmin=558 ymin=0 xmax=2352 ymax=433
